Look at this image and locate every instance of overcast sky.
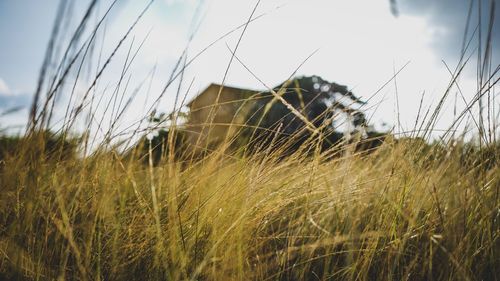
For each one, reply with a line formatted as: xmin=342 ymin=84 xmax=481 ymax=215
xmin=0 ymin=0 xmax=498 ymax=138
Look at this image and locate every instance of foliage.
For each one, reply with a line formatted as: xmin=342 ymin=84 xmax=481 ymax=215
xmin=241 ymin=76 xmax=381 ymax=156
xmin=0 ymin=130 xmax=78 ymax=163
xmin=131 ymin=128 xmax=189 ymax=166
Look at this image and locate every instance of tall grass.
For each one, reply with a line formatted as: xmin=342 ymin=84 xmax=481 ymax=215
xmin=0 ymin=0 xmax=499 ymax=280
xmin=1 ymin=134 xmax=498 ymax=280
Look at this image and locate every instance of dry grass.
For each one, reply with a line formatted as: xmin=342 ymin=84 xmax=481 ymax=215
xmin=0 ymin=1 xmax=499 ymax=280
xmin=0 ymin=134 xmax=498 ymax=280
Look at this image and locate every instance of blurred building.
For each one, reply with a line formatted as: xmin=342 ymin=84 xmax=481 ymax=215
xmin=185 ymin=83 xmax=260 ymax=154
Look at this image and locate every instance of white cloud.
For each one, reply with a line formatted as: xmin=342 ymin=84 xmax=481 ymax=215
xmin=167 ymin=0 xmax=479 ymax=135
xmin=0 ymin=78 xmax=10 ymax=95
xmin=49 ymin=0 xmax=480 ymax=137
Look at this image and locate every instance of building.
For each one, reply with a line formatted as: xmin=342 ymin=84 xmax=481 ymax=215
xmin=182 ymin=76 xmax=380 ymax=157
xmin=184 ymin=83 xmax=260 ymax=154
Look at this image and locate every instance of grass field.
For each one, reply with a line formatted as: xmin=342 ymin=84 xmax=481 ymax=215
xmin=0 ymin=131 xmax=498 ymax=280
xmin=0 ymin=1 xmax=499 ymax=280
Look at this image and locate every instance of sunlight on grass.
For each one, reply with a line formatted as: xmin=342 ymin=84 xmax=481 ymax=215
xmin=0 ymin=0 xmax=498 ymax=280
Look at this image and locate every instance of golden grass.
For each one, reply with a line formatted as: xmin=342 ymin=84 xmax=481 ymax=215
xmin=0 ymin=134 xmax=498 ymax=280
xmin=1 ymin=1 xmax=498 ymax=279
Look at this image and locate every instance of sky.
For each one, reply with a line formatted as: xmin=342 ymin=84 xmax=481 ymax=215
xmin=0 ymin=0 xmax=498 ymax=140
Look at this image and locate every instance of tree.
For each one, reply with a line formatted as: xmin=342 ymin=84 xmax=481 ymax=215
xmin=242 ymin=76 xmax=374 ymax=156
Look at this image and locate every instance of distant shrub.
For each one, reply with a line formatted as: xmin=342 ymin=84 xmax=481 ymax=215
xmin=0 ymin=130 xmax=78 ymax=164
